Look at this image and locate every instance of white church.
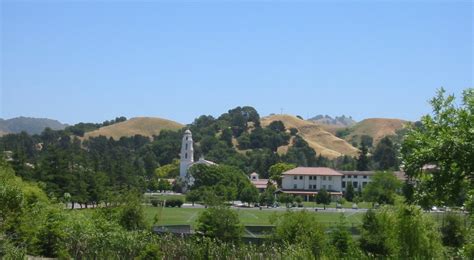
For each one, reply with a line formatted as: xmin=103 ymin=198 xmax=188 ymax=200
xmin=179 ymin=129 xmax=216 ymax=187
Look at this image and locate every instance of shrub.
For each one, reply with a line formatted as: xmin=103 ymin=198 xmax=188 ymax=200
xmin=166 ymin=198 xmax=183 ymax=208
xmin=271 ymin=210 xmax=327 ymax=257
xmin=196 ymin=206 xmax=243 ymax=242
xmin=150 ymin=199 xmax=162 ymax=207
xmin=441 ymin=213 xmax=467 ymax=249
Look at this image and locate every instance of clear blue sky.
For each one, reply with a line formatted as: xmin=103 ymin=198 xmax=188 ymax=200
xmin=1 ymin=1 xmax=472 ymax=125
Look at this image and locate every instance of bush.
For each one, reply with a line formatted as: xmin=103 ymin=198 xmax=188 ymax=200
xmin=197 ymin=206 xmax=243 ymax=242
xmin=441 ymin=213 xmax=467 ymax=249
xmin=271 ymin=210 xmax=327 ymax=257
xmin=150 ymin=199 xmax=162 ymax=207
xmin=166 ymin=198 xmax=183 ymax=208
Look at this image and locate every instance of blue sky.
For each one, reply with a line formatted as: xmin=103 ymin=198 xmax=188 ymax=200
xmin=1 ymin=1 xmax=472 ymax=124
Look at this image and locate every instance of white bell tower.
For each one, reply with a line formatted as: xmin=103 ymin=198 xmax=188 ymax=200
xmin=179 ymin=129 xmax=194 ymax=180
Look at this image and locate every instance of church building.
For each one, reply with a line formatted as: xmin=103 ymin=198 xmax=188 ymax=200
xmin=179 ymin=130 xmax=216 ymax=187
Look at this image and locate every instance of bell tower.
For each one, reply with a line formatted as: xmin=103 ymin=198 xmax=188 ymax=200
xmin=179 ymin=129 xmax=194 ymax=180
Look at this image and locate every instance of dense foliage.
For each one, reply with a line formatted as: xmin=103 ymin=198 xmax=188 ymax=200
xmin=401 ymin=88 xmax=473 ymax=208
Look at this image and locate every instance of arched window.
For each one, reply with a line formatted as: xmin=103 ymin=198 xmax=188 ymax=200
xmin=186 ymin=137 xmax=188 ymax=140
xmin=185 ymin=153 xmax=187 ymax=159
xmin=185 ymin=143 xmax=188 ymax=150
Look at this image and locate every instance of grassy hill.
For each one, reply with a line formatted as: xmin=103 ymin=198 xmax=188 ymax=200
xmin=344 ymin=118 xmax=408 ymax=145
xmin=84 ymin=117 xmax=184 ymax=140
xmin=261 ymin=114 xmax=359 ymax=159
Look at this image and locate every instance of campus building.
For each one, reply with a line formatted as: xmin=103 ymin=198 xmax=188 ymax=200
xmin=281 ymin=167 xmax=344 ymax=201
xmin=280 ymin=167 xmax=407 ymax=201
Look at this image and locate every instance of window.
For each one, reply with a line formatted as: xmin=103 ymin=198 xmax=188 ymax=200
xmin=322 ymin=185 xmax=326 ymax=189
xmin=186 ymin=137 xmax=188 ymax=140
xmin=328 ymin=176 xmax=332 ymax=181
xmin=342 ymin=181 xmax=346 ymax=188
xmin=309 ymin=176 xmax=312 ymax=180
xmin=294 ymin=184 xmax=297 ymax=189
xmin=185 ymin=143 xmax=188 ymax=150
xmin=354 ymin=175 xmax=358 ymax=179
xmin=363 ymin=175 xmax=367 ymax=179
xmin=328 ymin=185 xmax=332 ymax=190
xmin=342 ymin=175 xmax=345 ymax=179
xmin=294 ymin=176 xmax=297 ymax=180
xmin=185 ymin=153 xmax=187 ymax=159
xmin=299 ymin=176 xmax=303 ymax=180
xmin=348 ymin=175 xmax=352 ymax=178
xmin=322 ymin=176 xmax=326 ymax=181
xmin=363 ymin=182 xmax=368 ymax=187
xmin=353 ymin=182 xmax=358 ymax=188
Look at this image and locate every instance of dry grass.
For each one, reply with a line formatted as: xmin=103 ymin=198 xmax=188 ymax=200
xmin=261 ymin=114 xmax=359 ymax=159
xmin=346 ymin=118 xmax=407 ymax=144
xmin=84 ymin=117 xmax=184 ymax=140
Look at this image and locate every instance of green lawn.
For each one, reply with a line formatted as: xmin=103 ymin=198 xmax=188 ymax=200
xmin=145 ymin=206 xmax=363 ymax=227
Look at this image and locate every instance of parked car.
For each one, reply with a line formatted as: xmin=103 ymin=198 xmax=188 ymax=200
xmin=352 ymin=203 xmax=358 ymax=209
xmin=336 ymin=203 xmax=342 ymax=209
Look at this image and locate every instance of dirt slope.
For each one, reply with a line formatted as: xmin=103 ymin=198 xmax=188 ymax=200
xmin=261 ymin=114 xmax=359 ymax=159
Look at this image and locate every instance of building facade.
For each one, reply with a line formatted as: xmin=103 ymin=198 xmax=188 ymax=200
xmin=280 ymin=167 xmax=406 ymax=201
xmin=281 ymin=167 xmax=344 ymax=200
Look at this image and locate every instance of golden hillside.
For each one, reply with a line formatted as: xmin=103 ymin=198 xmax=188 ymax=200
xmin=346 ymin=118 xmax=408 ymax=144
xmin=84 ymin=117 xmax=184 ymax=140
xmin=261 ymin=114 xmax=359 ymax=159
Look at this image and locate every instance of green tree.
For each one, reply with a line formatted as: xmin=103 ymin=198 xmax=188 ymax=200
xmin=196 ymin=206 xmax=243 ymax=242
xmin=362 ymin=171 xmax=401 ymax=205
xmin=268 ymin=163 xmax=296 ymax=187
xmin=330 ymin=214 xmax=355 ymax=258
xmin=278 ymin=193 xmax=294 ymax=207
xmin=441 ymin=213 xmax=467 ymax=249
xmin=373 ymin=136 xmax=398 ymax=170
xmin=315 ymin=188 xmax=331 ymax=209
xmin=118 ymin=194 xmax=147 ymax=231
xmin=240 ymin=185 xmax=259 ymax=206
xmin=359 ymin=208 xmax=398 ymax=257
xmin=401 ymin=88 xmax=473 ymax=207
xmin=344 ymin=182 xmax=355 ymax=202
xmin=356 ymin=143 xmax=370 ymax=171
xmin=397 ymin=205 xmax=443 ymax=259
xmin=185 ymin=189 xmax=200 ymax=206
xmin=271 ymin=210 xmax=327 ymax=257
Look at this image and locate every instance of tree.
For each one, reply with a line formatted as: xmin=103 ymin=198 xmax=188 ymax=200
xmin=278 ymin=193 xmax=294 ymax=207
xmin=344 ymin=182 xmax=355 ymax=202
xmin=441 ymin=213 xmax=467 ymax=249
xmin=360 ymin=135 xmax=373 ymax=148
xmin=363 ymin=171 xmax=401 ymax=205
xmin=373 ymin=136 xmax=398 ymax=170
xmin=359 ymin=209 xmax=398 ymax=257
xmin=271 ymin=210 xmax=327 ymax=257
xmin=356 ymin=143 xmax=370 ymax=171
xmin=401 ymin=88 xmax=473 ymax=207
xmin=240 ymin=185 xmax=259 ymax=206
xmin=330 ymin=214 xmax=355 ymax=258
xmin=315 ymin=188 xmax=331 ymax=209
xmin=268 ymin=163 xmax=296 ymax=187
xmin=196 ymin=206 xmax=243 ymax=242
xmin=185 ymin=189 xmax=200 ymax=206
xmin=118 ymin=194 xmax=147 ymax=231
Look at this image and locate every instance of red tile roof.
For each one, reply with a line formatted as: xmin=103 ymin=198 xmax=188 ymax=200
xmin=251 ymin=179 xmax=274 ymax=189
xmin=283 ymin=167 xmax=343 ymax=176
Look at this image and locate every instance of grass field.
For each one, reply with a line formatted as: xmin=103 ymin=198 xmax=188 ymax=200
xmin=145 ymin=206 xmax=363 ymax=227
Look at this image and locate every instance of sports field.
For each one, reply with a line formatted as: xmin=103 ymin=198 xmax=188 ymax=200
xmin=145 ymin=206 xmax=364 ymax=227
